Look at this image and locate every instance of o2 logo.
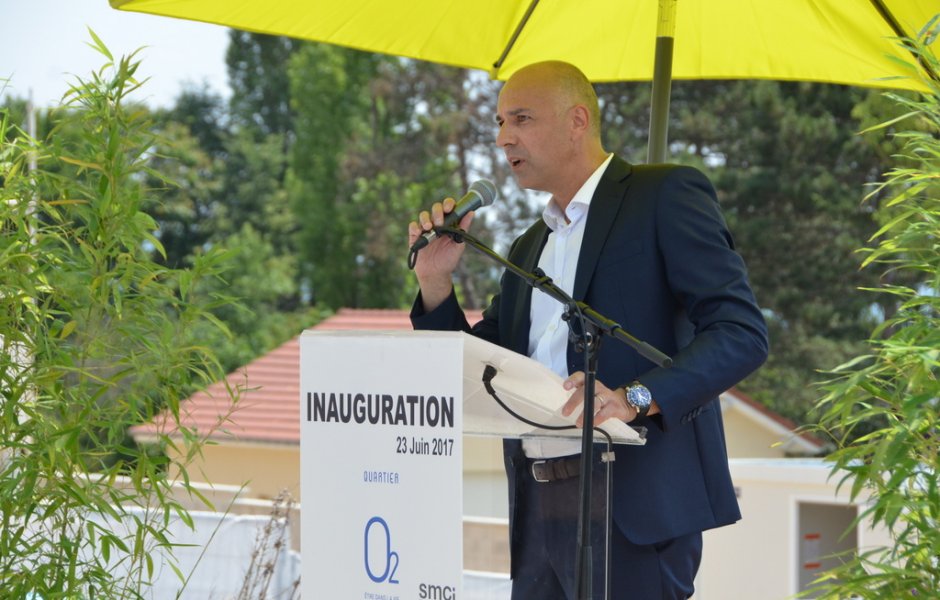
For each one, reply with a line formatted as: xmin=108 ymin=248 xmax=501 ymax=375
xmin=364 ymin=516 xmax=400 ymax=584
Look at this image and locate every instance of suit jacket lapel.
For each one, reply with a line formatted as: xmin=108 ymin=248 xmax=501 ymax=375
xmin=573 ymin=156 xmax=633 ymax=300
xmin=506 ymin=221 xmax=549 ymax=354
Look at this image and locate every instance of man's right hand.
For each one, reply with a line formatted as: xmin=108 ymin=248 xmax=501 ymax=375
xmin=408 ymin=197 xmax=475 ymax=312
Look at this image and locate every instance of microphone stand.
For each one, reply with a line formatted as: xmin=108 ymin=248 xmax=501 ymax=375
xmin=417 ymin=226 xmax=672 ymax=600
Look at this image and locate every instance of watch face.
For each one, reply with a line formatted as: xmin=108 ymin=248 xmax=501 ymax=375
xmin=629 ymin=385 xmax=652 ymax=409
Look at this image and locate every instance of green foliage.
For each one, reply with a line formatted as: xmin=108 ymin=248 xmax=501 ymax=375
xmin=188 ymin=223 xmax=325 ymax=371
xmin=287 ymin=43 xmax=380 ymax=309
xmin=0 ymin=38 xmax=239 ymax=597
xmin=808 ymin=20 xmax=940 ymax=598
xmin=288 ymin=45 xmax=472 ymax=309
xmin=225 ymin=31 xmax=300 ymax=139
xmin=143 ymin=119 xmax=223 ymax=269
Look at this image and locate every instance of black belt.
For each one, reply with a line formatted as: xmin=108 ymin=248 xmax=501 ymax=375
xmin=529 ymin=456 xmax=582 ymax=483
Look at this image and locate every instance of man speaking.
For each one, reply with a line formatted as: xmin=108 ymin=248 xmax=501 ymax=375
xmin=408 ymin=60 xmax=768 ymax=600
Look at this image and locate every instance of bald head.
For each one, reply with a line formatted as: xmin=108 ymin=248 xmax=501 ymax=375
xmin=495 ymin=60 xmax=608 ymax=203
xmin=505 ymin=61 xmax=602 ymax=139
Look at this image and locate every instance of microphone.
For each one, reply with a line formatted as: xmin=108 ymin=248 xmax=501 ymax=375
xmin=411 ymin=179 xmax=497 ymax=251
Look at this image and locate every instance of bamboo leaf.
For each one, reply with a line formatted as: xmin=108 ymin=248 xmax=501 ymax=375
xmin=59 ymin=320 xmax=77 ymax=339
xmin=85 ymin=27 xmax=114 ymax=62
xmin=59 ymin=156 xmax=104 ymax=172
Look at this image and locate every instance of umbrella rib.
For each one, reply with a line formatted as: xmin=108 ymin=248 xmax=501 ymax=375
xmin=492 ymin=0 xmax=542 ymax=76
xmin=868 ymin=0 xmax=940 ymax=85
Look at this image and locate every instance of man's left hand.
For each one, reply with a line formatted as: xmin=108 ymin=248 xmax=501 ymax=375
xmin=560 ymin=372 xmax=636 ymax=427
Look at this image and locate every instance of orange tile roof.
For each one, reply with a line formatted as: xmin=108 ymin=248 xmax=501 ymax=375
xmin=131 ymin=308 xmax=482 ymax=446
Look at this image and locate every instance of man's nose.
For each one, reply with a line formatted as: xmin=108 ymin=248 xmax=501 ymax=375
xmin=495 ymin=125 xmax=511 ymax=147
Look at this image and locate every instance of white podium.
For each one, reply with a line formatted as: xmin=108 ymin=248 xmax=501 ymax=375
xmin=299 ymin=330 xmax=644 ymax=599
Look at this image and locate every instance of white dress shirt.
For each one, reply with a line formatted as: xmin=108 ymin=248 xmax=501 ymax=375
xmin=523 ymin=153 xmax=613 ymax=459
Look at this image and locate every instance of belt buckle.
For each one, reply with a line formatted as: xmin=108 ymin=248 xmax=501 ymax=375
xmin=531 ymin=460 xmax=550 ymax=483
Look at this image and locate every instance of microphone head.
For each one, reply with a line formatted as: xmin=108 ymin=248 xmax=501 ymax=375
xmin=469 ymin=179 xmax=498 ymax=208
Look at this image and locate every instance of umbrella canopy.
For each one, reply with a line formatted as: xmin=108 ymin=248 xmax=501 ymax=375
xmin=110 ymin=0 xmax=938 ymax=160
xmin=110 ymin=0 xmax=935 ymax=87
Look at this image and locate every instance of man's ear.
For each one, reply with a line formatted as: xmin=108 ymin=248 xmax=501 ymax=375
xmin=569 ymin=104 xmax=591 ymax=139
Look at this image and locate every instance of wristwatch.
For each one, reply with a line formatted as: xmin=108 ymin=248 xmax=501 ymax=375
xmin=624 ymin=381 xmax=652 ymax=417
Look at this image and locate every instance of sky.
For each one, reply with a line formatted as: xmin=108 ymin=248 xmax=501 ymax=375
xmin=1 ymin=0 xmax=231 ymax=109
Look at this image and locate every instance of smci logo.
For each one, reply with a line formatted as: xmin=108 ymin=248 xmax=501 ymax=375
xmin=364 ymin=516 xmax=399 ymax=584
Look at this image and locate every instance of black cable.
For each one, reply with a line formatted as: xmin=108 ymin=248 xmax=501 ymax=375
xmin=481 ymin=364 xmax=616 ymax=597
xmin=480 ymin=364 xmax=614 ymax=444
xmin=481 ymin=365 xmax=574 ymax=432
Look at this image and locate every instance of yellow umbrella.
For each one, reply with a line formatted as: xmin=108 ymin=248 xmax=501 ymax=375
xmin=110 ymin=0 xmax=938 ymax=160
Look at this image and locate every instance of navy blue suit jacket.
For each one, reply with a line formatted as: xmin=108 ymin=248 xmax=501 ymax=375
xmin=412 ymin=156 xmax=768 ymax=552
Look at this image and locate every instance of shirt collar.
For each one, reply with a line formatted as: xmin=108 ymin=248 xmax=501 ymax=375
xmin=542 ymin=153 xmax=614 ymax=231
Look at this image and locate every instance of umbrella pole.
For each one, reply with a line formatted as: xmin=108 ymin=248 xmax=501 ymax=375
xmin=647 ymin=0 xmax=677 ymax=164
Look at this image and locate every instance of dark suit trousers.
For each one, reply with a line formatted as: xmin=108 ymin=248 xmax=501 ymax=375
xmin=510 ymin=453 xmax=702 ymax=600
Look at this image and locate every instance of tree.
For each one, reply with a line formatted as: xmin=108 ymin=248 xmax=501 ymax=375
xmin=809 ymin=20 xmax=940 ymax=597
xmin=287 ymin=42 xmax=378 ymax=308
xmin=161 ymin=83 xmax=228 ymax=157
xmin=111 ymin=35 xmax=327 ymax=382
xmin=287 ymin=46 xmax=485 ymax=308
xmin=143 ymin=119 xmax=223 ymax=268
xmin=188 ymin=222 xmax=322 ymax=371
xmin=223 ymin=31 xmax=299 ymax=243
xmin=226 ymin=31 xmax=300 ymax=140
xmin=0 ymin=37 xmax=239 ymax=597
xmin=704 ymin=81 xmax=894 ymax=422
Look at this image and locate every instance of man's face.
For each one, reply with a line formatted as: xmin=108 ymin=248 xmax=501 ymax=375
xmin=495 ymin=72 xmax=575 ymax=194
